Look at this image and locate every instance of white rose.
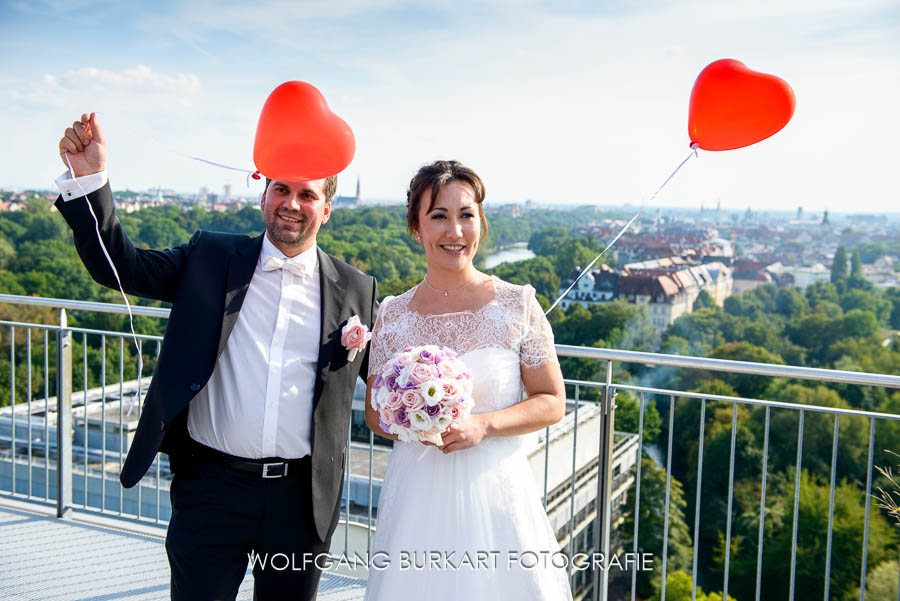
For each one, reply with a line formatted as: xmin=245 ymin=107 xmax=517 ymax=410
xmin=396 ymin=364 xmax=416 ymax=389
xmin=390 ymin=423 xmax=413 ymax=443
xmin=435 ymin=414 xmax=452 ymax=431
xmin=375 ymin=385 xmax=390 ymax=409
xmin=409 ymin=409 xmax=432 ymax=430
xmin=419 ymin=380 xmax=444 ymax=407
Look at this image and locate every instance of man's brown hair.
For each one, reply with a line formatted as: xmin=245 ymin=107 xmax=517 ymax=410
xmin=265 ymin=176 xmax=338 ymax=203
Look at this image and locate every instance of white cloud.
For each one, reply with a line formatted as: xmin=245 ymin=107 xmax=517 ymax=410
xmin=2 ymin=1 xmax=898 ymax=212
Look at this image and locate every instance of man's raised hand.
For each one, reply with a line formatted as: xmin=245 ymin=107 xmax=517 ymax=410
xmin=59 ymin=113 xmax=106 ymax=177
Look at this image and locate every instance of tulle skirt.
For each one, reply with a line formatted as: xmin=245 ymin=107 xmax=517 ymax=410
xmin=364 ymin=435 xmax=573 ymax=600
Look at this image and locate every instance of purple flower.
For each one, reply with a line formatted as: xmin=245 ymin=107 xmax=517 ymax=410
xmin=384 ymin=373 xmax=400 ymax=393
xmin=393 ymin=363 xmax=403 ymax=375
xmin=394 ymin=409 xmax=411 ymax=428
xmin=418 ymin=348 xmax=435 ymax=363
xmin=379 ymin=419 xmax=391 ymax=432
xmin=373 ymin=374 xmax=383 ymax=389
xmin=425 ymin=404 xmax=441 ymax=418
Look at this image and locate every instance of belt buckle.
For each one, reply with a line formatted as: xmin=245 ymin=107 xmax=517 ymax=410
xmin=262 ymin=462 xmax=287 ymax=478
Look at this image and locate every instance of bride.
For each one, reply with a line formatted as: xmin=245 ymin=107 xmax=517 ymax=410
xmin=363 ymin=160 xmax=573 ymax=600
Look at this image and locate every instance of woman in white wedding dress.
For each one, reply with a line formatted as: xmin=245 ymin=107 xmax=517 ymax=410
xmin=363 ymin=161 xmax=573 ymax=600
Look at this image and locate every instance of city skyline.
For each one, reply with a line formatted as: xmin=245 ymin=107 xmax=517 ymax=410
xmin=2 ymin=0 xmax=899 ymax=211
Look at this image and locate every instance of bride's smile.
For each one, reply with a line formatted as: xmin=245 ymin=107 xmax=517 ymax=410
xmin=414 ymin=180 xmax=483 ymax=285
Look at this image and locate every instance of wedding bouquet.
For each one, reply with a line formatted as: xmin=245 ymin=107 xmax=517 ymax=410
xmin=372 ymin=345 xmax=474 ymax=446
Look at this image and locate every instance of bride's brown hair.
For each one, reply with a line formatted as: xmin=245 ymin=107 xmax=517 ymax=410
xmin=406 ymin=160 xmax=488 ymax=241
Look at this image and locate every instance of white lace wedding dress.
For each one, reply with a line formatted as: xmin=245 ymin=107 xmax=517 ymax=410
xmin=364 ymin=276 xmax=573 ymax=601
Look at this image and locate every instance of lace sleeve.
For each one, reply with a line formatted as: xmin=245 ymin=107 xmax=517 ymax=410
xmin=367 ymin=295 xmax=395 ymax=379
xmin=519 ymin=285 xmax=558 ymax=370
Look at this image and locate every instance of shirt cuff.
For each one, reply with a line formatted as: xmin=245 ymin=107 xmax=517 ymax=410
xmin=56 ymin=169 xmax=108 ymax=201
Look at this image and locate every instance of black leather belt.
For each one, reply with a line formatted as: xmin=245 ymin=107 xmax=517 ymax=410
xmin=188 ymin=439 xmax=308 ymax=479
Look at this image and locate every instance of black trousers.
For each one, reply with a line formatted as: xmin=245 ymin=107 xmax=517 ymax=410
xmin=165 ymin=454 xmax=329 ymax=601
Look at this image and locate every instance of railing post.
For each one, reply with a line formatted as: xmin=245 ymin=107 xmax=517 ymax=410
xmin=56 ymin=309 xmax=72 ymax=519
xmin=593 ymin=360 xmax=617 ymax=601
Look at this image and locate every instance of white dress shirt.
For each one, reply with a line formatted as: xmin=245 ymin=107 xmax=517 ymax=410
xmin=56 ymin=170 xmax=322 ymax=459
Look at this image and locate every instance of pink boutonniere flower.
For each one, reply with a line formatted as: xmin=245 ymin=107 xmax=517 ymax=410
xmin=341 ymin=315 xmax=371 ymax=362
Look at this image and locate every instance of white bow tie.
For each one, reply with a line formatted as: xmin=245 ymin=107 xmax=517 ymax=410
xmin=262 ymin=255 xmax=311 ymax=279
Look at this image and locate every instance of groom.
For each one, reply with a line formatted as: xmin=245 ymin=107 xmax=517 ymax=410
xmin=55 ymin=113 xmax=377 ymax=600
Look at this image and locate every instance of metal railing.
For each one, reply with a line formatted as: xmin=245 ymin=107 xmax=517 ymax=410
xmin=2 ymin=294 xmax=900 ymax=601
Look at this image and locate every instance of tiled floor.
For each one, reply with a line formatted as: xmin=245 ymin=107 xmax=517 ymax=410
xmin=0 ymin=499 xmax=366 ymax=600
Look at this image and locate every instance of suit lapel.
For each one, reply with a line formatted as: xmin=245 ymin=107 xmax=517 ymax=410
xmin=313 ymin=248 xmax=346 ymax=410
xmin=217 ymin=234 xmax=264 ymax=358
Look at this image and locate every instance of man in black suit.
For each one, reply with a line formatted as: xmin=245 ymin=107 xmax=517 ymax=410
xmin=56 ymin=113 xmax=377 ymax=600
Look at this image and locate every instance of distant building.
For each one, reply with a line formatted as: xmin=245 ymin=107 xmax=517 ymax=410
xmin=781 ymin=263 xmax=830 ymax=289
xmin=556 ymin=258 xmax=733 ymax=336
xmin=334 ymin=177 xmax=362 ymax=209
xmin=497 ymin=203 xmax=523 ymax=217
xmin=731 ymin=260 xmax=772 ymax=294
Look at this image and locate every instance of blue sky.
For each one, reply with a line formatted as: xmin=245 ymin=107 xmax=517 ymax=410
xmin=2 ymin=0 xmax=899 ymax=213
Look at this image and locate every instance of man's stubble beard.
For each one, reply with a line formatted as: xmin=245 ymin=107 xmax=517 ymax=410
xmin=266 ymin=220 xmax=314 ymax=252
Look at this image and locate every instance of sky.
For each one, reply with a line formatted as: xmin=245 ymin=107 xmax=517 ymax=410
xmin=2 ymin=0 xmax=899 ymax=213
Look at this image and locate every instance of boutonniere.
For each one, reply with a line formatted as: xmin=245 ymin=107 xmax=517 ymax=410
xmin=341 ymin=315 xmax=371 ymax=362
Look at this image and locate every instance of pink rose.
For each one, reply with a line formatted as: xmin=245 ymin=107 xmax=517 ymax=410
xmin=395 ymin=350 xmax=416 ymax=365
xmin=384 ymin=391 xmax=403 ymax=411
xmin=411 ymin=363 xmax=436 ymax=385
xmin=449 ymin=406 xmax=460 ymax=420
xmin=437 ymin=361 xmax=458 ymax=378
xmin=341 ymin=315 xmax=371 ymax=350
xmin=379 ymin=407 xmax=394 ymax=426
xmin=401 ymin=389 xmax=425 ymax=410
xmin=441 ymin=380 xmax=461 ymax=404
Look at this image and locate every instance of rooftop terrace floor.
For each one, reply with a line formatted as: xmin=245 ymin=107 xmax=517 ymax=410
xmin=0 ymin=498 xmax=366 ymax=601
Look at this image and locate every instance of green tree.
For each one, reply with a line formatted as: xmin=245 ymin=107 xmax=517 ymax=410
xmin=615 ymin=390 xmax=662 ymax=445
xmin=774 ymin=287 xmax=809 ymax=317
xmin=847 ymin=247 xmax=866 ymax=290
xmin=763 ymin=384 xmax=869 ymax=482
xmin=729 ymin=471 xmax=898 ymax=601
xmin=703 ymin=342 xmax=784 ymax=399
xmin=840 ymin=288 xmax=891 ymax=324
xmin=847 ymin=559 xmax=898 ymax=601
xmin=694 ymin=290 xmax=715 ymax=310
xmin=623 ymin=458 xmax=694 ymax=599
xmin=831 ymin=245 xmax=848 ymax=284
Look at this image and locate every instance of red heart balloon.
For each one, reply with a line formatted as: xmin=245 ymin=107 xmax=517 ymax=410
xmin=253 ymin=81 xmax=356 ymax=181
xmin=688 ymin=59 xmax=795 ymax=151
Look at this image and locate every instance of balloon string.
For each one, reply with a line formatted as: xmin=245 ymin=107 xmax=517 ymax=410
xmin=63 ymin=152 xmax=144 ymax=417
xmin=185 ymin=156 xmax=261 ymax=187
xmin=544 ymin=143 xmax=700 ymax=316
xmin=77 ymin=115 xmax=262 ymax=188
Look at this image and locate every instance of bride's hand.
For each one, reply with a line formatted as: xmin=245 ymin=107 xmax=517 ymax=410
xmin=439 ymin=414 xmax=488 ymax=454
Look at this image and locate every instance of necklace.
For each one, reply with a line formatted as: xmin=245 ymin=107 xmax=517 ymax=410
xmin=422 ymin=276 xmax=477 ymax=297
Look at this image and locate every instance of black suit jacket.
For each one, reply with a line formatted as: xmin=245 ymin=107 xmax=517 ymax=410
xmin=55 ymin=182 xmax=377 ymax=542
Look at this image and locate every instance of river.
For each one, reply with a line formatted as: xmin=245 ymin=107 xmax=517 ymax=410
xmin=483 ymin=243 xmax=535 ymax=268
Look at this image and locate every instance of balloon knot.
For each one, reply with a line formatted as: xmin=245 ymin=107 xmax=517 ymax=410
xmin=251 ymin=171 xmax=262 ymax=180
